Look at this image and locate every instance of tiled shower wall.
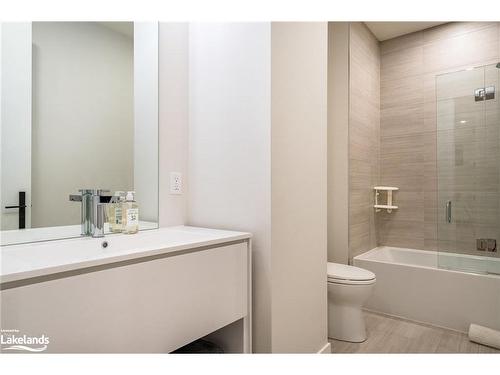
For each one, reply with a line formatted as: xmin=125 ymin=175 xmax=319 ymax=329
xmin=348 ymin=23 xmax=380 ymax=259
xmin=377 ymin=22 xmax=500 ymax=250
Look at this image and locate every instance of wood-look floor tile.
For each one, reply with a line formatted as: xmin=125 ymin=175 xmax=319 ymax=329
xmin=330 ymin=311 xmax=500 ymax=354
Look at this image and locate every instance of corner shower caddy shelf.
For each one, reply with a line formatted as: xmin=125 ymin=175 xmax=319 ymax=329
xmin=374 ymin=186 xmax=399 ymax=213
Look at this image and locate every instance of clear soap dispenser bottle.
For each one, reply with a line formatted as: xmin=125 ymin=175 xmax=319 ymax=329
xmin=122 ymin=191 xmax=139 ymax=234
xmin=108 ymin=191 xmax=125 ymax=233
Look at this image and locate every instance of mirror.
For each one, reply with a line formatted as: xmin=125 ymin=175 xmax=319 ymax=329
xmin=1 ymin=22 xmax=159 ymax=245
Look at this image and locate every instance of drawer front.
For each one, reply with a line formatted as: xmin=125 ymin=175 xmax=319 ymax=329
xmin=0 ymin=242 xmax=249 ymax=353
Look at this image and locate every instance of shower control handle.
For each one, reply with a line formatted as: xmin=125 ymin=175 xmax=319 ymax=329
xmin=445 ymin=200 xmax=452 ymax=223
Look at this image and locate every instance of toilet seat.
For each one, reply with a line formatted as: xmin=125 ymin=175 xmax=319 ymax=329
xmin=327 ymin=262 xmax=376 ymax=285
xmin=328 ymin=277 xmax=376 ymax=285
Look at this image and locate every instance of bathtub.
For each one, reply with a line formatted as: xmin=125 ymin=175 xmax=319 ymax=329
xmin=354 ymin=246 xmax=500 ymax=333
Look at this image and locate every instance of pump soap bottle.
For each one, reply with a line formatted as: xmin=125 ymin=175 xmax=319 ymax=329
xmin=108 ymin=191 xmax=125 ymax=233
xmin=122 ymin=191 xmax=139 ymax=234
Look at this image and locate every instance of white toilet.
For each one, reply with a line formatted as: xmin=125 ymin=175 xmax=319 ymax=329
xmin=327 ymin=262 xmax=376 ymax=342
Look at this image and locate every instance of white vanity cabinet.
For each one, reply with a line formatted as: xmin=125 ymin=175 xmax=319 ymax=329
xmin=0 ymin=227 xmax=252 ymax=353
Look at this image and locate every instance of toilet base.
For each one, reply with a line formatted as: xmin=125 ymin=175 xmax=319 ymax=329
xmin=328 ymin=304 xmax=367 ymax=343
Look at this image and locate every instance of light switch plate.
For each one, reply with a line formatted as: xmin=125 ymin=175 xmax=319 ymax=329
xmin=170 ymin=172 xmax=182 ymax=195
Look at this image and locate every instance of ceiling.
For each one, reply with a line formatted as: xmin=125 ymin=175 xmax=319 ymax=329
xmin=364 ymin=22 xmax=447 ymax=41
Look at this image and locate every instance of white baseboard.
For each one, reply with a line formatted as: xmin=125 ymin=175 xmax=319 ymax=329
xmin=317 ymin=342 xmax=331 ymax=354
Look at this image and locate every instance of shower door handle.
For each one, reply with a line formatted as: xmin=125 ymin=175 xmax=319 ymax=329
xmin=445 ymin=201 xmax=452 ymax=223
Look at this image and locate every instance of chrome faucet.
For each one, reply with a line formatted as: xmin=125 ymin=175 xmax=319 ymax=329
xmin=69 ymin=189 xmax=109 ymax=237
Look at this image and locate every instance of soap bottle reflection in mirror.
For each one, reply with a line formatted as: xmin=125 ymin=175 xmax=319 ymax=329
xmin=122 ymin=191 xmax=139 ymax=234
xmin=108 ymin=191 xmax=125 ymax=233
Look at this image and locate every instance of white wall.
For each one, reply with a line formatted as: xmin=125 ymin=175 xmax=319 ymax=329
xmin=1 ymin=23 xmax=32 ymax=230
xmin=31 ymin=22 xmax=134 ymax=227
xmin=270 ymin=22 xmax=328 ymax=353
xmin=134 ymin=22 xmax=159 ymax=222
xmin=187 ymin=23 xmax=272 ymax=353
xmin=186 ymin=22 xmax=328 ymax=353
xmin=158 ymin=23 xmax=189 ymax=227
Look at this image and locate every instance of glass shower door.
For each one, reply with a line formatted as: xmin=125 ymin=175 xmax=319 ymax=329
xmin=436 ymin=63 xmax=500 ymax=275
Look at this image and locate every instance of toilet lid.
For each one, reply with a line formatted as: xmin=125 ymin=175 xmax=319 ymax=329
xmin=327 ymin=262 xmax=375 ymax=281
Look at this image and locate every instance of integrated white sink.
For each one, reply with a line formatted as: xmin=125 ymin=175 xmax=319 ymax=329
xmin=0 ymin=225 xmax=252 ymax=353
xmin=1 ymin=226 xmax=251 ymax=283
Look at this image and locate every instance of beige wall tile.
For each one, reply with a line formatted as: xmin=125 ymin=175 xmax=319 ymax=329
xmin=424 ymin=190 xmax=437 ymax=223
xmin=381 ymin=103 xmax=425 ymax=137
xmin=423 ymin=22 xmax=496 ymax=44
xmin=377 ymin=22 xmax=500 ymax=251
xmin=347 ymin=22 xmax=500 ymax=254
xmin=348 ymin=22 xmax=380 ymax=261
xmin=423 ymin=26 xmax=499 ymax=74
xmin=381 ymin=30 xmax=423 ymax=55
xmin=377 ymin=191 xmax=424 ymax=221
xmin=381 ymin=75 xmax=424 ymax=109
xmin=379 ymin=171 xmax=425 ymax=194
xmin=381 ymin=46 xmax=423 ymax=82
xmin=424 ymin=239 xmax=439 ymax=251
xmin=377 ymin=233 xmax=425 ymax=250
xmin=380 ymin=134 xmax=425 ymax=176
xmin=377 ymin=218 xmax=425 ymax=238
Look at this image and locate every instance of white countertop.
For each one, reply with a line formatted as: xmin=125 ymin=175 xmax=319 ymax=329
xmin=0 ymin=226 xmax=251 ymax=284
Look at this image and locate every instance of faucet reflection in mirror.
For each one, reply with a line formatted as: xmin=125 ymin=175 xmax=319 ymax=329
xmin=69 ymin=189 xmax=110 ymax=238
